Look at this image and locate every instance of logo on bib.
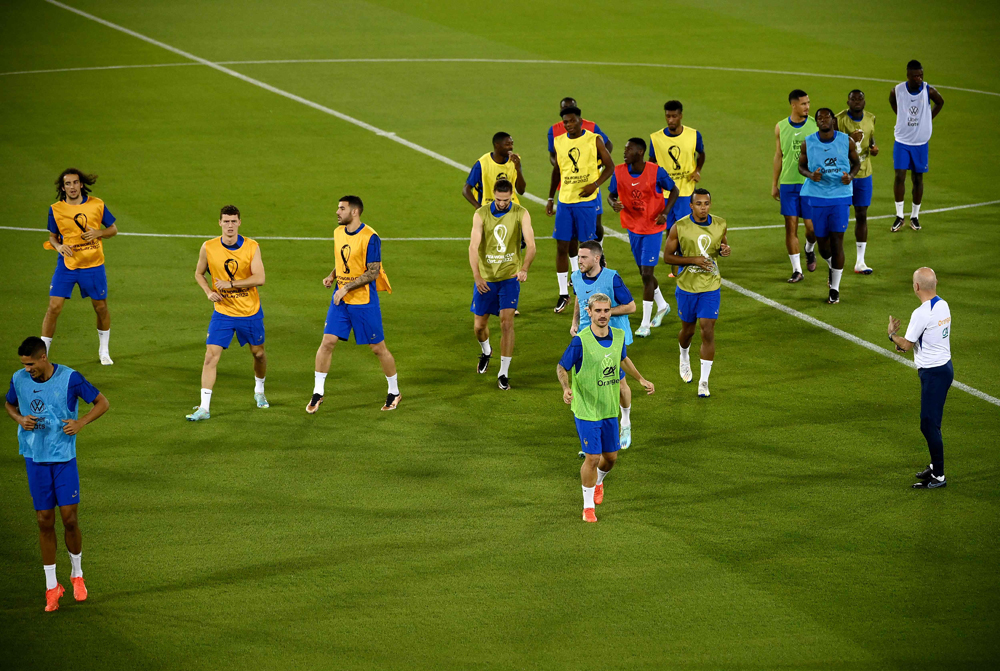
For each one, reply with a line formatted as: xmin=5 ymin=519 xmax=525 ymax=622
xmin=493 ymin=224 xmax=508 ymax=253
xmin=824 ymin=157 xmax=838 ymax=167
xmin=224 ymin=258 xmax=238 ymax=282
xmin=667 ymin=145 xmax=682 ymax=171
xmin=340 ymin=244 xmax=352 ymax=274
xmin=567 ymin=147 xmax=581 ymax=173
xmin=73 ymin=213 xmax=88 ymax=232
xmin=909 ymin=105 xmax=919 ymax=115
xmin=30 ymin=399 xmax=45 ymax=413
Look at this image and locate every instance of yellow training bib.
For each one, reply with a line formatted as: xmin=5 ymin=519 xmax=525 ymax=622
xmin=554 ymin=130 xmax=599 ymax=204
xmin=333 ymin=224 xmax=392 ymax=305
xmin=205 ymin=236 xmax=261 ymax=317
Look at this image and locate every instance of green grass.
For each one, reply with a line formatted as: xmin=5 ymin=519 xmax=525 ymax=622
xmin=2 ymin=1 xmax=999 ymax=668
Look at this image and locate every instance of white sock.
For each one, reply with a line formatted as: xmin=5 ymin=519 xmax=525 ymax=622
xmin=69 ymin=551 xmax=82 ymax=579
xmin=789 ymin=254 xmax=802 ymax=273
xmin=620 ymin=405 xmax=631 ymax=427
xmin=313 ymin=372 xmax=327 ymax=396
xmin=44 ymin=564 xmax=57 ymax=590
xmin=825 ymin=255 xmax=833 ymax=269
xmin=569 ymin=255 xmax=579 ymax=273
xmin=254 ymin=377 xmax=265 ymax=394
xmin=831 ymin=268 xmax=843 ymax=291
xmin=479 ymin=338 xmax=492 ymax=356
xmin=97 ymin=329 xmax=110 ymax=355
xmin=895 ymin=201 xmax=904 ymax=218
xmin=856 ymin=242 xmax=867 ymax=267
xmin=804 ymin=241 xmax=816 ymax=254
xmin=679 ymin=343 xmax=690 ymax=364
xmin=597 ymin=468 xmax=610 ymax=485
xmin=499 ymin=356 xmax=511 ymax=377
xmin=582 ymin=485 xmax=595 ymax=509
xmin=653 ymin=287 xmax=668 ymax=312
xmin=641 ymin=301 xmax=654 ymax=328
xmin=557 ymin=272 xmax=569 ymax=295
xmin=911 ymin=203 xmax=921 ymax=218
xmin=386 ymin=374 xmax=399 ymax=395
xmin=41 ymin=336 xmax=53 ymax=354
xmin=700 ymin=359 xmax=713 ymax=384
xmin=200 ymin=388 xmax=212 ymax=412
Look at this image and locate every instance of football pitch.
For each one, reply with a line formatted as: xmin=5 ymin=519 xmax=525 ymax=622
xmin=2 ymin=0 xmax=1000 ymax=668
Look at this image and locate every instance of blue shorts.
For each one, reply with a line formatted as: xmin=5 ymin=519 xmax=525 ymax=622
xmin=628 ymin=230 xmax=664 ymax=268
xmin=809 ymin=201 xmax=850 ymax=238
xmin=207 ymin=309 xmax=265 ymax=349
xmin=470 ymin=277 xmax=520 ymax=316
xmin=595 ymin=188 xmax=604 ymax=216
xmin=49 ymin=263 xmax=108 ymax=300
xmin=25 ymin=457 xmax=80 ymax=511
xmin=324 ymin=299 xmax=384 ymax=345
xmin=666 ymin=195 xmax=692 ymax=229
xmin=553 ymin=201 xmax=598 ymax=242
xmin=893 ymin=142 xmax=929 ymax=173
xmin=852 ymin=175 xmax=873 ymax=208
xmin=779 ymin=184 xmax=813 ymax=220
xmin=574 ymin=417 xmax=620 ymax=455
xmin=675 ymin=287 xmax=720 ymax=323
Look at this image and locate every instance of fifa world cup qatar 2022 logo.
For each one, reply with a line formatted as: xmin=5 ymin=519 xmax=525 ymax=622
xmin=223 ymin=258 xmax=239 ymax=288
xmin=567 ymin=147 xmax=581 ymax=173
xmin=492 ymin=224 xmax=508 ymax=253
xmin=73 ymin=213 xmax=88 ymax=232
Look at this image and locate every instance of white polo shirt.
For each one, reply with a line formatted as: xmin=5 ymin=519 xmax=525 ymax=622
xmin=904 ymin=296 xmax=952 ymax=369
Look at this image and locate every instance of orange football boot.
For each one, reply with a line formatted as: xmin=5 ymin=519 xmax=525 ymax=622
xmin=72 ymin=577 xmax=88 ymax=601
xmin=594 ymin=483 xmax=604 ymax=505
xmin=582 ymin=508 xmax=597 ymax=523
xmin=45 ymin=584 xmax=65 ymax=612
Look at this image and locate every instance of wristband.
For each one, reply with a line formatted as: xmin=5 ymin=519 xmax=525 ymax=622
xmin=888 ymin=333 xmax=896 ymax=343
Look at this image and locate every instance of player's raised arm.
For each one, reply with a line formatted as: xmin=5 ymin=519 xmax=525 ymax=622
xmin=511 ymin=153 xmax=526 ymax=195
xmin=195 ymin=243 xmax=222 ymax=302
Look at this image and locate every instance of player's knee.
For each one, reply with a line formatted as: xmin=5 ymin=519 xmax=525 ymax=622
xmin=92 ymin=300 xmax=109 ymax=314
xmin=46 ymin=300 xmax=64 ymax=316
xmin=500 ymin=316 xmax=515 ymax=332
xmin=369 ymin=342 xmax=389 ymax=356
xmin=251 ymin=348 xmax=266 ymax=362
xmin=203 ymin=349 xmax=221 ymax=365
xmin=319 ymin=336 xmax=337 ymax=353
xmin=36 ymin=510 xmax=56 ymax=532
xmin=61 ymin=513 xmax=79 ymax=532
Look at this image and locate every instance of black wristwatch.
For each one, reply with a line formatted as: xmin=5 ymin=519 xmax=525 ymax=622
xmin=888 ymin=333 xmax=896 ymax=343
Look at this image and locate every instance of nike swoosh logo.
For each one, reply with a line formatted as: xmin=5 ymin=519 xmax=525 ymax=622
xmin=794 ymin=132 xmax=801 ymax=136
xmin=33 ymin=389 xmax=42 ymax=393
xmin=631 ymin=182 xmax=640 ymax=186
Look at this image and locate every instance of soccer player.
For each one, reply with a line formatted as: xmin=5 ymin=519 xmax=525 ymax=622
xmin=569 ymin=241 xmax=637 ymax=449
xmin=773 ymin=91 xmax=820 ymax=283
xmin=462 ymin=132 xmax=526 ymax=208
xmin=42 ymin=169 xmax=119 ymax=364
xmin=663 ymin=189 xmax=730 ymax=398
xmin=557 ymin=293 xmax=654 ymax=523
xmin=5 ymin=336 xmax=109 ymax=611
xmin=186 ymin=206 xmax=268 ymax=421
xmin=890 ymin=60 xmax=945 ymax=232
xmin=649 ymin=100 xmax=705 ymax=231
xmin=469 ymin=180 xmax=536 ymax=390
xmin=608 ymin=137 xmax=679 ymax=336
xmin=308 ymin=196 xmax=400 ymax=413
xmin=546 ymin=99 xmax=614 ymax=313
xmin=836 ymin=90 xmax=879 ymax=274
xmin=798 ymin=109 xmax=861 ymax=305
xmin=888 ymin=268 xmax=952 ymax=489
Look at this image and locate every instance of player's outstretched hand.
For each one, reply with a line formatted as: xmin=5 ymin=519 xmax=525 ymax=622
xmin=888 ymin=315 xmax=902 ymax=336
xmin=62 ymin=418 xmax=84 ymax=435
xmin=841 ymin=172 xmax=853 ymax=185
xmin=562 ymin=388 xmax=573 ymax=404
xmin=640 ymin=378 xmax=655 ymax=395
xmin=545 ymin=200 xmax=555 ymax=216
xmin=579 ymin=183 xmax=598 ymax=198
xmin=719 ymin=243 xmax=731 ymax=257
xmin=475 ymin=276 xmax=490 ymax=293
xmin=516 ymin=270 xmax=528 ymax=283
xmin=870 ymin=144 xmax=879 ymax=157
xmin=206 ymin=291 xmax=223 ymax=303
xmin=19 ymin=415 xmax=39 ymax=430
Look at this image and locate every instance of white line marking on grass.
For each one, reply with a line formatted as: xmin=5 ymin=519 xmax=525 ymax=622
xmin=0 ymin=226 xmax=474 ymax=242
xmin=0 ymin=62 xmax=197 ymax=77
xmin=4 ymin=55 xmax=999 ymax=98
xmin=37 ymin=2 xmax=1000 ymax=407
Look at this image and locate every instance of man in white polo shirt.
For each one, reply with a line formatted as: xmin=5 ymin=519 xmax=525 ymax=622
xmin=888 ymin=267 xmax=952 ymax=489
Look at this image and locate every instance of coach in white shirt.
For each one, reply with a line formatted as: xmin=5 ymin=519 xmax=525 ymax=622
xmin=888 ymin=267 xmax=952 ymax=489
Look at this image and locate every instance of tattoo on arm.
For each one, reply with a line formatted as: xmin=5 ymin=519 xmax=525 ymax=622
xmin=343 ymin=261 xmax=381 ymax=292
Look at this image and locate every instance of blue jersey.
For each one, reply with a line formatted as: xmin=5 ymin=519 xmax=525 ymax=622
xmin=7 ymin=364 xmax=100 ymax=463
xmin=800 ymin=131 xmax=853 ymax=204
xmin=571 ymin=268 xmax=634 ymax=345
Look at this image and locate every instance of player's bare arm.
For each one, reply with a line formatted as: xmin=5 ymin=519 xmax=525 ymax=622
xmin=62 ymin=393 xmax=110 ymax=436
xmin=48 ymin=231 xmax=74 ymax=258
xmin=870 ymin=130 xmax=879 ymax=156
xmin=888 ymin=315 xmax=914 ymax=352
xmin=771 ymin=123 xmax=783 ymax=200
xmin=5 ymin=401 xmax=38 ymax=430
xmin=929 ymin=86 xmax=945 ymax=118
xmin=692 ymin=144 xmax=706 ymax=183
xmin=461 ymin=182 xmax=481 ymax=208
xmin=468 ymin=212 xmax=489 ymax=293
xmin=663 ymin=185 xmax=680 ymax=220
xmin=719 ymin=229 xmax=731 ymax=257
xmin=510 ymin=153 xmax=526 ymax=195
xmin=81 ymin=223 xmax=117 ymax=242
xmin=889 ymin=88 xmax=898 ymax=114
xmin=556 ymin=364 xmax=573 ymax=404
xmin=798 ymin=142 xmax=821 ymax=181
xmin=214 ymin=247 xmax=265 ymax=291
xmin=842 ymin=142 xmax=861 ymax=184
xmin=620 ymin=356 xmax=654 ymax=395
xmin=195 ymin=243 xmax=222 ymax=303
xmin=610 ymin=299 xmax=636 ymax=317
xmin=517 ymin=212 xmax=536 ymax=282
xmin=546 ymin=163 xmax=560 ymax=216
xmin=570 ymin=296 xmax=580 ymax=336
xmin=578 ymin=136 xmax=615 ymax=198
xmin=334 ymin=261 xmax=381 ymax=305
xmin=663 ymin=226 xmax=712 ymax=271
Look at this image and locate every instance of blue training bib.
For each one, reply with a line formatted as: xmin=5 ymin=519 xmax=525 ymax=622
xmin=12 ymin=365 xmax=79 ymax=462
